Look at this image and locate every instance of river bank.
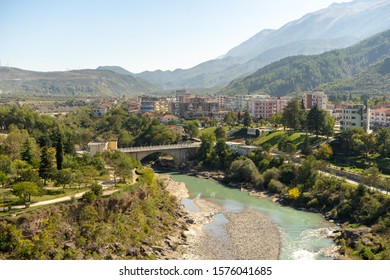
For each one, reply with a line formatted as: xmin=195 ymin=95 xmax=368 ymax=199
xmin=159 ymin=174 xmax=281 ymax=260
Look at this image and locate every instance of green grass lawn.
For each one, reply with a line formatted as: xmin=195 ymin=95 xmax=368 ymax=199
xmin=0 ymin=186 xmax=89 ymax=208
xmin=198 ymin=126 xmax=217 ymax=137
xmin=252 ymin=131 xmax=324 ymax=150
xmin=329 ymin=153 xmax=390 ymax=175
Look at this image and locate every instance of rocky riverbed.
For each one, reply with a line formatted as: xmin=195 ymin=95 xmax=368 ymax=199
xmin=159 ymin=174 xmax=281 ymax=260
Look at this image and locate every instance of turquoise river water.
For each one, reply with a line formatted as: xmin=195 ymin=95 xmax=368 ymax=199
xmin=168 ymin=172 xmax=338 ymax=260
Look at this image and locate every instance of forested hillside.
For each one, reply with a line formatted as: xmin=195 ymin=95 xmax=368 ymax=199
xmin=225 ymin=30 xmax=390 ymax=96
xmin=320 ymin=57 xmax=390 ymax=99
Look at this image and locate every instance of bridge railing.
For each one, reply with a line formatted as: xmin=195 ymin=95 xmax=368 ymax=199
xmin=117 ymin=143 xmax=200 ymax=152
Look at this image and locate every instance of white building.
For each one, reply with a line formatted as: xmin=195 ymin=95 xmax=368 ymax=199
xmin=92 ymin=108 xmax=107 ymax=117
xmin=370 ymin=107 xmax=390 ymax=127
xmin=337 ymin=104 xmax=370 ymax=132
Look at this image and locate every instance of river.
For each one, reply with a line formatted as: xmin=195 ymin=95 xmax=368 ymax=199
xmin=168 ymin=172 xmax=338 ymax=260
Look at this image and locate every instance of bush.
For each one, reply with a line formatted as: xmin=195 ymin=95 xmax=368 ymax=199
xmin=268 ymin=179 xmax=286 ymax=194
xmin=288 ymin=187 xmax=301 ymax=200
xmin=263 ymin=167 xmax=280 ymax=188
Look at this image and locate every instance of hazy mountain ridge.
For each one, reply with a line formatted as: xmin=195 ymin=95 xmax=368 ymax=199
xmin=0 ymin=67 xmax=158 ymax=97
xmin=225 ymin=29 xmax=390 ymax=96
xmin=132 ymin=0 xmax=390 ymax=89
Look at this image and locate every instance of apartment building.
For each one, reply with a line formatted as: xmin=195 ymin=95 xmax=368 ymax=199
xmin=337 ymin=104 xmax=370 ymax=132
xmin=250 ymin=96 xmax=289 ymax=119
xmin=370 ymin=107 xmax=390 ymax=127
xmin=169 ymin=96 xmax=222 ymax=119
xmin=304 ymin=92 xmax=328 ymax=110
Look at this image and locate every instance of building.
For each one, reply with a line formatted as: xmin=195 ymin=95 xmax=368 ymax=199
xmin=92 ymin=108 xmax=107 ymax=117
xmin=127 ymin=99 xmax=139 ymax=112
xmin=138 ymin=96 xmax=169 ymax=113
xmin=169 ymin=97 xmax=223 ymax=119
xmin=337 ymin=104 xmax=370 ymax=132
xmin=176 ymin=89 xmax=192 ymax=103
xmin=167 ymin=125 xmax=185 ymax=136
xmin=250 ymin=96 xmax=289 ymax=119
xmin=159 ymin=114 xmax=179 ymax=123
xmin=370 ymin=107 xmax=390 ymax=127
xmin=304 ymin=92 xmax=328 ymax=110
xmin=87 ymin=141 xmax=117 ymax=156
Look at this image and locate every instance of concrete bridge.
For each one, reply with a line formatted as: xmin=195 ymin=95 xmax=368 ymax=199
xmin=118 ymin=143 xmax=200 ymax=167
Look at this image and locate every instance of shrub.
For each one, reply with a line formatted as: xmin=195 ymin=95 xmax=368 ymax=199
xmin=268 ymin=179 xmax=286 ymax=194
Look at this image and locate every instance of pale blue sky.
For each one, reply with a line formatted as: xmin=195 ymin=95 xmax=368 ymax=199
xmin=0 ymin=0 xmax=351 ymax=73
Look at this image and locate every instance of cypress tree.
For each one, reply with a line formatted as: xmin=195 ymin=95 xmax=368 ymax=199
xmin=55 ymin=127 xmax=64 ymax=170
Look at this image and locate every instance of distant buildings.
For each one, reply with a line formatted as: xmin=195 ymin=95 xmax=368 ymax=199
xmin=370 ymin=107 xmax=390 ymax=127
xmin=159 ymin=114 xmax=179 ymax=123
xmin=169 ymin=96 xmax=225 ymax=119
xmin=138 ymin=96 xmax=169 ymax=113
xmin=88 ymin=141 xmax=117 ymax=156
xmin=304 ymin=91 xmax=328 ymax=110
xmin=92 ymin=108 xmax=107 ymax=117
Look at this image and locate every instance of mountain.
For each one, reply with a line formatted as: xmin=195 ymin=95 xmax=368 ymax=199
xmin=225 ymin=29 xmax=390 ymax=96
xmin=320 ymin=57 xmax=390 ymax=98
xmin=134 ymin=0 xmax=390 ymax=89
xmin=0 ymin=67 xmax=159 ymax=97
xmin=97 ymin=66 xmax=133 ymax=76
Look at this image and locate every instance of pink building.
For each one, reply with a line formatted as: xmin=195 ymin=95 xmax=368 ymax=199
xmin=250 ymin=97 xmax=289 ymax=119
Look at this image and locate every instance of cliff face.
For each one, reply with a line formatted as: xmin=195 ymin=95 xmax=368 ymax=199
xmin=0 ymin=177 xmax=188 ymax=260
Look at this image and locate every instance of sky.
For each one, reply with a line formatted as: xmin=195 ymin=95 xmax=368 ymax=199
xmin=0 ymin=0 xmax=353 ymax=73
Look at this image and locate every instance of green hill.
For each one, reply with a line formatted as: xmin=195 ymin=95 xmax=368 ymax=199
xmin=0 ymin=67 xmax=159 ymax=97
xmin=225 ymin=30 xmax=390 ymax=96
xmin=320 ymin=57 xmax=390 ymax=98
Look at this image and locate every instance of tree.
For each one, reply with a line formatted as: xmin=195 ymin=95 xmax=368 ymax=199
xmin=361 ymin=133 xmax=376 ymax=158
xmin=267 ymin=113 xmax=282 ymax=126
xmin=184 ymin=121 xmax=199 ymax=138
xmin=39 ymin=146 xmax=54 ymax=186
xmin=53 ymin=168 xmax=75 ymax=189
xmin=296 ymin=155 xmax=317 ymax=190
xmin=118 ymin=130 xmax=134 ymax=147
xmin=322 ymin=114 xmax=335 ymax=138
xmin=0 ymin=171 xmax=8 ymax=188
xmin=211 ymin=139 xmax=230 ymax=169
xmin=223 ymin=112 xmax=237 ymax=126
xmin=214 ymin=126 xmax=226 ymax=140
xmin=2 ymin=125 xmax=29 ymax=160
xmin=198 ymin=133 xmax=215 ymax=161
xmin=227 ymin=158 xmax=263 ymax=188
xmin=20 ymin=137 xmax=40 ymax=166
xmin=11 ymin=181 xmax=39 ymax=207
xmin=0 ymin=155 xmax=15 ymax=175
xmin=282 ymin=99 xmax=303 ymax=131
xmin=54 ymin=127 xmax=64 ymax=170
xmin=314 ymin=143 xmax=333 ymax=160
xmin=362 ymin=166 xmax=382 ymax=188
xmin=243 ymin=111 xmax=252 ymax=127
xmin=307 ymin=104 xmax=326 ymax=137
xmin=376 ymin=128 xmax=390 ymax=157
xmin=301 ymin=134 xmax=312 ymax=155
xmin=382 ymin=177 xmax=390 ymax=194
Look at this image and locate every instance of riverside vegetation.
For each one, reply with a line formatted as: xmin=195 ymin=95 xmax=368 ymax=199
xmin=0 ymin=168 xmax=188 ymax=260
xmin=0 ymin=103 xmax=389 ymax=260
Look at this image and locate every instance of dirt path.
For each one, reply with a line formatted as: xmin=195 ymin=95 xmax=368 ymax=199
xmin=2 ymin=167 xmax=139 ymax=211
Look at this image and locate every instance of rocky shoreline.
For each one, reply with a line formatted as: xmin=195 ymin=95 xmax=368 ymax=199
xmin=158 ymin=174 xmax=281 ymax=260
